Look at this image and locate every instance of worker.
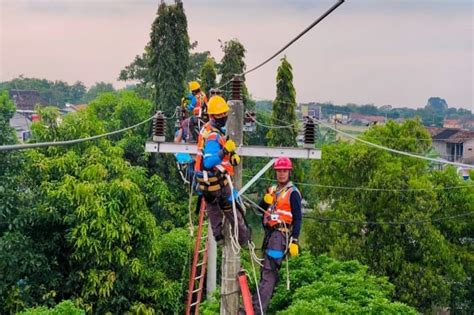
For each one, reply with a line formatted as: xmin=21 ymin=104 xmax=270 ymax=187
xmin=252 ymin=157 xmax=302 ymax=314
xmin=187 ymin=81 xmax=208 ymax=119
xmin=194 ymin=95 xmax=250 ymax=245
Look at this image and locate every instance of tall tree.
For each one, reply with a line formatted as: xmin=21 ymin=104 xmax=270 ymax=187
xmin=148 ymin=0 xmax=190 ymax=115
xmin=187 ymin=51 xmax=211 ymax=84
xmin=267 ymin=57 xmax=298 ymax=147
xmin=199 ymin=57 xmax=217 ymax=93
xmin=218 ymin=39 xmax=254 ymax=109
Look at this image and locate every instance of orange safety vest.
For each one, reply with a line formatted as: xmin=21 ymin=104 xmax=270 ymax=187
xmin=264 ymin=183 xmax=300 ymax=227
xmin=194 ymin=122 xmax=234 ymax=175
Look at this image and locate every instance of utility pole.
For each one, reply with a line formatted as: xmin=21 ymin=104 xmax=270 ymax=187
xmin=221 ymin=75 xmax=243 ymax=314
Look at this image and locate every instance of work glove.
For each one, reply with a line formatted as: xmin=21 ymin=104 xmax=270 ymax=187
xmin=224 ymin=139 xmax=236 ymax=154
xmin=230 ymin=153 xmax=241 ymax=166
xmin=263 ymin=193 xmax=274 ymax=205
xmin=289 ymin=239 xmax=299 ymax=257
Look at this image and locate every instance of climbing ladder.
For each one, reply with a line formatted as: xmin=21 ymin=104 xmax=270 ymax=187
xmin=185 ymin=198 xmax=208 ymax=315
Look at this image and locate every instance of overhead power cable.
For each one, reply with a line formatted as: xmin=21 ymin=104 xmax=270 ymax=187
xmin=219 ymin=0 xmax=345 ymax=89
xmin=314 ymin=118 xmax=474 ymax=169
xmin=0 ymin=114 xmax=156 ymax=152
xmin=304 ymin=212 xmax=473 ymax=226
xmin=241 ymin=194 xmax=473 ymax=226
xmin=242 ymin=176 xmax=474 ymax=192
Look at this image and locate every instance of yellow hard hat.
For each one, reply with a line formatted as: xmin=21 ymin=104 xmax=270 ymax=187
xmin=207 ymin=96 xmax=229 ymax=115
xmin=189 ymin=81 xmax=200 ymax=91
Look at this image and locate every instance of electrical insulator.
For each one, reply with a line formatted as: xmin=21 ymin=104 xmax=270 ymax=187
xmin=230 ymin=75 xmax=243 ymax=101
xmin=304 ymin=116 xmax=315 ymax=148
xmin=153 ymin=111 xmax=166 ymax=143
xmin=244 ymin=111 xmax=256 ymax=132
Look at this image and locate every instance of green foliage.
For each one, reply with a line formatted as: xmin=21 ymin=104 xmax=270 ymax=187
xmin=149 ymin=0 xmax=190 ymax=115
xmin=269 ymin=253 xmax=418 ymax=314
xmin=0 ymin=77 xmax=87 ymax=106
xmin=303 ymin=120 xmax=473 ymax=313
xmin=199 ymin=57 xmax=217 ymax=93
xmin=81 ymin=82 xmax=115 ymax=104
xmin=0 ymin=91 xmax=194 ymax=313
xmin=267 ymin=57 xmax=298 ymax=147
xmin=188 ymin=51 xmax=212 ymax=84
xmin=218 ymin=39 xmax=254 ymax=109
xmin=18 ymin=300 xmax=84 ymax=315
xmin=0 ymin=90 xmax=17 ymax=144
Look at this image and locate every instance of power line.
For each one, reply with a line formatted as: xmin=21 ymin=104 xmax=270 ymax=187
xmin=304 ymin=212 xmax=473 ymax=226
xmin=241 ymin=193 xmax=473 ymax=226
xmin=0 ymin=114 xmax=155 ymax=151
xmin=219 ymin=0 xmax=345 ymax=89
xmin=242 ymin=176 xmax=474 ymax=192
xmin=313 ymin=118 xmax=474 ymax=169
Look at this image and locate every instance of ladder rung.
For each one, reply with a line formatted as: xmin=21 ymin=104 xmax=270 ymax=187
xmin=196 ymin=262 xmax=205 ymax=267
xmin=199 ymin=248 xmax=207 ymax=253
xmin=194 ymin=274 xmax=204 ymax=280
xmin=190 ymin=301 xmax=200 ymax=307
xmin=192 ymin=288 xmax=202 ymax=293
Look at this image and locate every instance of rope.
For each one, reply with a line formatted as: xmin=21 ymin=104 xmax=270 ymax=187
xmin=314 ymin=118 xmax=474 ymax=169
xmin=0 ymin=114 xmax=156 ymax=151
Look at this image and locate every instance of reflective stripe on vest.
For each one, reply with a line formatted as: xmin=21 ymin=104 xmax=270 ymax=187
xmin=194 ymin=122 xmax=233 ymax=175
xmin=266 ymin=182 xmax=299 ymax=225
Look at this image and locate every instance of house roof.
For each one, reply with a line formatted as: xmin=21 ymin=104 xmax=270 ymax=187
xmin=443 ymin=119 xmax=461 ymax=125
xmin=350 ymin=113 xmax=386 ymax=122
xmin=71 ymin=104 xmax=88 ymax=111
xmin=432 ymin=128 xmax=474 ymax=143
xmin=9 ymin=89 xmax=48 ymax=110
xmin=448 ymin=130 xmax=474 ymax=143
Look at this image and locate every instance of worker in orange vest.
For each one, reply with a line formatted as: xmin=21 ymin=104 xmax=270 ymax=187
xmin=194 ymin=95 xmax=250 ymax=245
xmin=187 ymin=81 xmax=208 ymax=119
xmin=252 ymin=157 xmax=302 ymax=314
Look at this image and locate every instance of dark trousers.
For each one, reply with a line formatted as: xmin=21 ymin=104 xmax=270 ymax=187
xmin=252 ymin=230 xmax=287 ymax=314
xmin=203 ymin=184 xmax=250 ymax=245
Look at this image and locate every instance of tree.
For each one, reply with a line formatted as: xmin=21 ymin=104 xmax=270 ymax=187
xmin=0 ymin=77 xmax=87 ymax=107
xmin=218 ymin=39 xmax=254 ymax=109
xmin=269 ymin=253 xmax=417 ymax=314
xmin=303 ymin=120 xmax=473 ymax=313
xmin=81 ymin=82 xmax=115 ymax=103
xmin=148 ymin=0 xmax=190 ymax=115
xmin=199 ymin=57 xmax=217 ymax=93
xmin=426 ymin=97 xmax=448 ymax=114
xmin=1 ymin=100 xmax=193 ymax=313
xmin=267 ymin=57 xmax=298 ymax=147
xmin=187 ymin=51 xmax=211 ymax=84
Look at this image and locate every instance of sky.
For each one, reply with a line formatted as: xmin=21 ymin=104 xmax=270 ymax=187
xmin=1 ymin=0 xmax=473 ymax=110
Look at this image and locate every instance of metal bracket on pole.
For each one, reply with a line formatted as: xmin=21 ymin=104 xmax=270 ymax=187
xmin=145 ymin=142 xmax=322 ymax=159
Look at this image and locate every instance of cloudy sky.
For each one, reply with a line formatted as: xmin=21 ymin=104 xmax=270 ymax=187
xmin=1 ymin=0 xmax=472 ymax=110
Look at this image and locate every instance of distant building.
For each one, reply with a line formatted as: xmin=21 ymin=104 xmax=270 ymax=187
xmin=431 ymin=128 xmax=474 ymax=164
xmin=9 ymin=89 xmax=48 ymax=111
xmin=63 ymin=103 xmax=88 ymax=113
xmin=443 ymin=119 xmax=461 ymax=129
xmin=9 ymin=112 xmax=40 ymax=142
xmin=300 ymin=103 xmax=322 ymax=119
xmin=349 ymin=113 xmax=386 ymax=126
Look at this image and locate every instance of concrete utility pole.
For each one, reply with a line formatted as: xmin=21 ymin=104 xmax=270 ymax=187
xmin=221 ymin=75 xmax=244 ymax=314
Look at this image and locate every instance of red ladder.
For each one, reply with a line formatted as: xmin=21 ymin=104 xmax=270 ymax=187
xmin=185 ymin=198 xmax=209 ymax=315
